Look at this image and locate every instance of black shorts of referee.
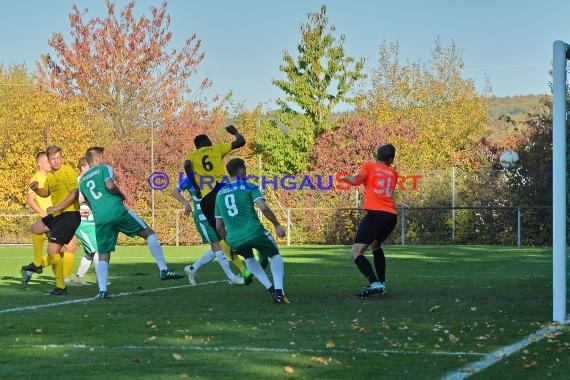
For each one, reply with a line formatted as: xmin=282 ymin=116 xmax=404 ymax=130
xmin=42 ymin=211 xmax=81 ymax=245
xmin=354 ymin=210 xmax=397 ymax=245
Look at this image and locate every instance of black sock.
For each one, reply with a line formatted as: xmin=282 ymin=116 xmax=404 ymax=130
xmin=372 ymin=248 xmax=386 ymax=283
xmin=354 ymin=255 xmax=378 ymax=284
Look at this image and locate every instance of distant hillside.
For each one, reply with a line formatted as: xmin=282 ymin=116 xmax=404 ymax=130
xmin=488 ymin=94 xmax=547 ymax=119
xmin=487 ymin=94 xmax=548 ymax=140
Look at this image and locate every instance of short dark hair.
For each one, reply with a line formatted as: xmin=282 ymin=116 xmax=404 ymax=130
xmin=194 ymin=134 xmax=212 ymax=148
xmin=85 ymin=146 xmax=104 ymax=164
xmin=46 ymin=145 xmax=62 ymax=157
xmin=35 ymin=151 xmax=47 ymax=161
xmin=77 ymin=157 xmax=88 ymax=170
xmin=226 ymin=158 xmax=246 ymax=177
xmin=376 ymin=144 xmax=396 ymax=162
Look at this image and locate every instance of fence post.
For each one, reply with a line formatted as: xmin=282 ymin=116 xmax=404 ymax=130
xmin=517 ymin=206 xmax=521 ymax=247
xmin=451 ymin=167 xmax=456 ymax=243
xmin=355 ymin=188 xmax=359 ymax=208
xmin=175 ymin=209 xmax=180 ymax=247
xmin=401 ymin=207 xmax=405 ymax=246
xmin=286 ymin=208 xmax=291 ymax=246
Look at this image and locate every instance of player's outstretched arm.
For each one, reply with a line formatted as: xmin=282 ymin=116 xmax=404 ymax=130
xmin=171 ymin=188 xmax=193 ymax=216
xmin=340 ymin=172 xmax=367 ymax=186
xmin=255 ymin=199 xmax=285 ymax=238
xmin=46 ymin=189 xmax=79 ymax=215
xmin=226 ymin=125 xmax=246 ymax=150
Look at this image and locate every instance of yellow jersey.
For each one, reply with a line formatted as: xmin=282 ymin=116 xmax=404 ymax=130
xmin=185 ymin=142 xmax=232 ymax=197
xmin=46 ymin=164 xmax=80 ymax=215
xmin=28 ymin=171 xmax=52 ymax=213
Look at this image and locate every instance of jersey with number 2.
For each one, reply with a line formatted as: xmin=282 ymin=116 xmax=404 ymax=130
xmin=79 ymin=165 xmax=125 ymax=222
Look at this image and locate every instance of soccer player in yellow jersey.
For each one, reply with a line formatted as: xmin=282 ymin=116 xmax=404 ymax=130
xmin=30 ymin=145 xmax=81 ymax=295
xmin=184 ymin=125 xmax=251 ymax=280
xmin=21 ymin=152 xmax=53 ymax=287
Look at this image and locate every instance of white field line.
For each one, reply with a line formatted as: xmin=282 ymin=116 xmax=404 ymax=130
xmin=7 ymin=343 xmax=486 ymax=357
xmin=441 ymin=324 xmax=563 ymax=380
xmin=0 ymin=280 xmax=225 ymax=314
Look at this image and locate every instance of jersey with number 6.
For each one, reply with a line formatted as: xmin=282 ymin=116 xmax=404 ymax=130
xmin=214 ymin=181 xmax=265 ymax=248
xmin=185 ymin=142 xmax=232 ymax=197
xmin=79 ymin=165 xmax=125 ymax=222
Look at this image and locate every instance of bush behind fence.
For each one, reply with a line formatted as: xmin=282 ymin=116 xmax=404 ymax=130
xmin=0 ymin=206 xmax=552 ymax=247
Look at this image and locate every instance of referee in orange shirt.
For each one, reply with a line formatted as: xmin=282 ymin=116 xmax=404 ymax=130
xmin=341 ymin=144 xmax=399 ymax=299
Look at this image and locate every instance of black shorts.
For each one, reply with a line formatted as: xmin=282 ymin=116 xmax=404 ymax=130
xmin=199 ymin=183 xmax=225 ymax=232
xmin=42 ymin=211 xmax=81 ymax=245
xmin=354 ymin=210 xmax=397 ymax=245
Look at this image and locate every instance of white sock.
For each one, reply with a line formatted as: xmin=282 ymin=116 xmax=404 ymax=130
xmin=193 ymin=249 xmax=215 ymax=271
xmin=215 ymin=250 xmax=237 ymax=279
xmin=245 ymin=257 xmax=272 ymax=288
xmin=93 ymin=252 xmax=100 ymax=272
xmin=147 ymin=234 xmax=167 ymax=271
xmin=76 ymin=256 xmax=92 ymax=278
xmin=269 ymin=254 xmax=284 ymax=292
xmin=96 ymin=261 xmax=109 ymax=292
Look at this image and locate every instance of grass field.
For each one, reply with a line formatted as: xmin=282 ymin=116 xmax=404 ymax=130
xmin=0 ymin=245 xmax=568 ymax=379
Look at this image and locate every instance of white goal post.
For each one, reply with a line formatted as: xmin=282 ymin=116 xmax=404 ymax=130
xmin=552 ymin=40 xmax=568 ymax=324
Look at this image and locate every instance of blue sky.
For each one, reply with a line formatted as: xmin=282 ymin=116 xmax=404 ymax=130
xmin=1 ymin=0 xmax=568 ymax=110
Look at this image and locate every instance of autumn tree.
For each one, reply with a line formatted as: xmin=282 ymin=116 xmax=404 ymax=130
xmin=257 ymin=5 xmax=365 ymax=174
xmin=362 ymin=38 xmax=488 ymax=170
xmin=0 ymin=65 xmax=92 ymax=213
xmin=37 ymin=0 xmax=209 ymax=140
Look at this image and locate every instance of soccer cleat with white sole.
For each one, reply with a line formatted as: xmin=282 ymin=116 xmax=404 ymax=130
xmin=64 ymin=278 xmax=79 ymax=287
xmin=358 ymin=282 xmax=386 ymax=298
xmin=184 ymin=265 xmax=197 ymax=285
xmin=73 ymin=276 xmax=88 ymax=286
xmin=228 ymin=275 xmax=245 ymax=285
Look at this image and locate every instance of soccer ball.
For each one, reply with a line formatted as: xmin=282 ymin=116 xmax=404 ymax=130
xmin=499 ymin=150 xmax=519 ymax=170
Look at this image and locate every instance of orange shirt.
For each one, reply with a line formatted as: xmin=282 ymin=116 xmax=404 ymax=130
xmin=357 ymin=162 xmax=398 ymax=214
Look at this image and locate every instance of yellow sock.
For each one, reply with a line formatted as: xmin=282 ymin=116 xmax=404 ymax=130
xmin=63 ymin=251 xmax=75 ymax=279
xmin=221 ymin=240 xmax=246 ymax=273
xmin=51 ymin=254 xmax=65 ymax=289
xmin=31 ymin=233 xmax=45 ymax=266
xmin=42 ymin=255 xmax=49 ymax=268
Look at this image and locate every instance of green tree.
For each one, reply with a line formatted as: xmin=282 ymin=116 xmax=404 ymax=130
xmin=257 ymin=5 xmax=365 ymax=174
xmin=273 ymin=5 xmax=365 ymax=136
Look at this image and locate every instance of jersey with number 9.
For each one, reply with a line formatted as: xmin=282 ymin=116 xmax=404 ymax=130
xmin=79 ymin=165 xmax=125 ymax=222
xmin=214 ymin=181 xmax=265 ymax=248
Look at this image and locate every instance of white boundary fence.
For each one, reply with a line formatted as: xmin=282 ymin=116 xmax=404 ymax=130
xmin=0 ymin=205 xmax=552 ymax=247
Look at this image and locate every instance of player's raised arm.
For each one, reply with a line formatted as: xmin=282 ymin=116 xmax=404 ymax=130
xmin=226 ymin=125 xmax=246 ymax=150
